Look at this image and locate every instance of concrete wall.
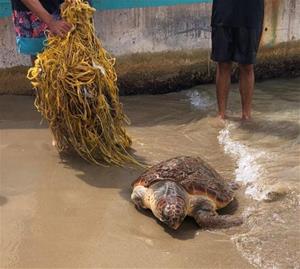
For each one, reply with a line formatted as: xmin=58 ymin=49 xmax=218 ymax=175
xmin=94 ymin=3 xmax=212 ymax=55
xmin=0 ymin=0 xmax=300 ymax=96
xmin=262 ymin=0 xmax=300 ymax=45
xmin=0 ymin=0 xmax=300 ymax=68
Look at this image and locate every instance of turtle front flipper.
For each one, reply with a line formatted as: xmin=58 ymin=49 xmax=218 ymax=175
xmin=193 ymin=210 xmax=243 ymax=229
xmin=188 ymin=197 xmax=243 ymax=229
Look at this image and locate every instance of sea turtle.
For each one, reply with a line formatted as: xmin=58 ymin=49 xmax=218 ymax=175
xmin=131 ymin=156 xmax=242 ymax=230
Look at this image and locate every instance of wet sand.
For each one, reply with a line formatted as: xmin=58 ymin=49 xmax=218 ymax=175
xmin=0 ymin=95 xmax=254 ymax=268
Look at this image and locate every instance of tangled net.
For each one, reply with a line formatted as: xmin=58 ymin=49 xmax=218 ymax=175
xmin=28 ymin=0 xmax=139 ymax=166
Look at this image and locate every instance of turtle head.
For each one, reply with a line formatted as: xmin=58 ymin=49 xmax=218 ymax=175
xmin=157 ymin=196 xmax=187 ymax=230
xmin=150 ymin=181 xmax=188 ymax=230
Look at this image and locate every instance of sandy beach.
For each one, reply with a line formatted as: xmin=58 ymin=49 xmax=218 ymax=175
xmin=2 ymin=78 xmax=299 ymax=268
xmin=0 ymin=95 xmax=254 ymax=268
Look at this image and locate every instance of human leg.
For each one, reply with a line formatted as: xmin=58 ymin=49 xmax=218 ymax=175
xmin=239 ymin=64 xmax=254 ymax=120
xmin=216 ymin=62 xmax=232 ymax=119
xmin=211 ymin=26 xmax=234 ymax=119
xmin=233 ymin=27 xmax=260 ymax=120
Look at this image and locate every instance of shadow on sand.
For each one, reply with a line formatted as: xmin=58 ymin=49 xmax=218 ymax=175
xmin=0 ymin=196 xmax=8 ymax=206
xmin=60 ymin=152 xmax=240 ymax=241
xmin=131 ymin=197 xmax=239 ymax=240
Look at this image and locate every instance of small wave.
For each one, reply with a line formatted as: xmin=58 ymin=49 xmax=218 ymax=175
xmin=232 ymin=231 xmax=281 ymax=269
xmin=218 ymin=123 xmax=267 ymax=200
xmin=186 ymin=90 xmax=215 ymax=110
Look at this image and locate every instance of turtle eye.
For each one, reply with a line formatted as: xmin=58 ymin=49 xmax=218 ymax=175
xmin=162 ymin=215 xmax=169 ymax=222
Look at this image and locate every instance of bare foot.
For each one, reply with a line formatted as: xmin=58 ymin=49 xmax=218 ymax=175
xmin=241 ymin=114 xmax=252 ymax=121
xmin=209 ymin=114 xmax=226 ymax=128
xmin=217 ymin=113 xmax=227 ymax=124
xmin=52 ymin=138 xmax=57 ymax=147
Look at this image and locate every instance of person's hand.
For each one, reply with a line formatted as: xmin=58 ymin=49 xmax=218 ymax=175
xmin=47 ymin=18 xmax=72 ymax=37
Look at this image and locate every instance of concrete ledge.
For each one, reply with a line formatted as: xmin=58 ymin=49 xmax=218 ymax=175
xmin=0 ymin=66 xmax=32 ymax=95
xmin=0 ymin=41 xmax=299 ymax=96
xmin=117 ymin=41 xmax=300 ymax=94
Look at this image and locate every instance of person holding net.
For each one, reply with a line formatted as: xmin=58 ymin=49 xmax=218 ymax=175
xmin=10 ymin=0 xmax=73 ymax=63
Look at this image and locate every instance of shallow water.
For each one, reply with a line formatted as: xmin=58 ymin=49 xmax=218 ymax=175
xmin=1 ymin=78 xmax=299 ymax=268
xmin=125 ymin=78 xmax=300 ymax=269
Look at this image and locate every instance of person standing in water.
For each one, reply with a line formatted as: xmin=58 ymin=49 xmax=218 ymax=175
xmin=211 ymin=0 xmax=264 ymax=120
xmin=10 ymin=0 xmax=72 ymax=64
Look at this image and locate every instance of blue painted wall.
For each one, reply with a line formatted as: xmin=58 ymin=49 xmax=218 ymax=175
xmin=93 ymin=0 xmax=212 ymax=9
xmin=0 ymin=0 xmax=212 ymax=18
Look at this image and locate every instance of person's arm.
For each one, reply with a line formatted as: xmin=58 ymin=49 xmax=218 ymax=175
xmin=21 ymin=0 xmax=71 ymax=37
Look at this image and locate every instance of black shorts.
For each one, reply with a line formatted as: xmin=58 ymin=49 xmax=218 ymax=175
xmin=211 ymin=26 xmax=262 ymax=65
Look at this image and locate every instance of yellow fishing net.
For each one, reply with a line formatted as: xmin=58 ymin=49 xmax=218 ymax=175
xmin=27 ymin=0 xmax=138 ymax=166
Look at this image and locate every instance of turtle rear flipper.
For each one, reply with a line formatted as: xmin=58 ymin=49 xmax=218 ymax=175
xmin=193 ymin=210 xmax=243 ymax=229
